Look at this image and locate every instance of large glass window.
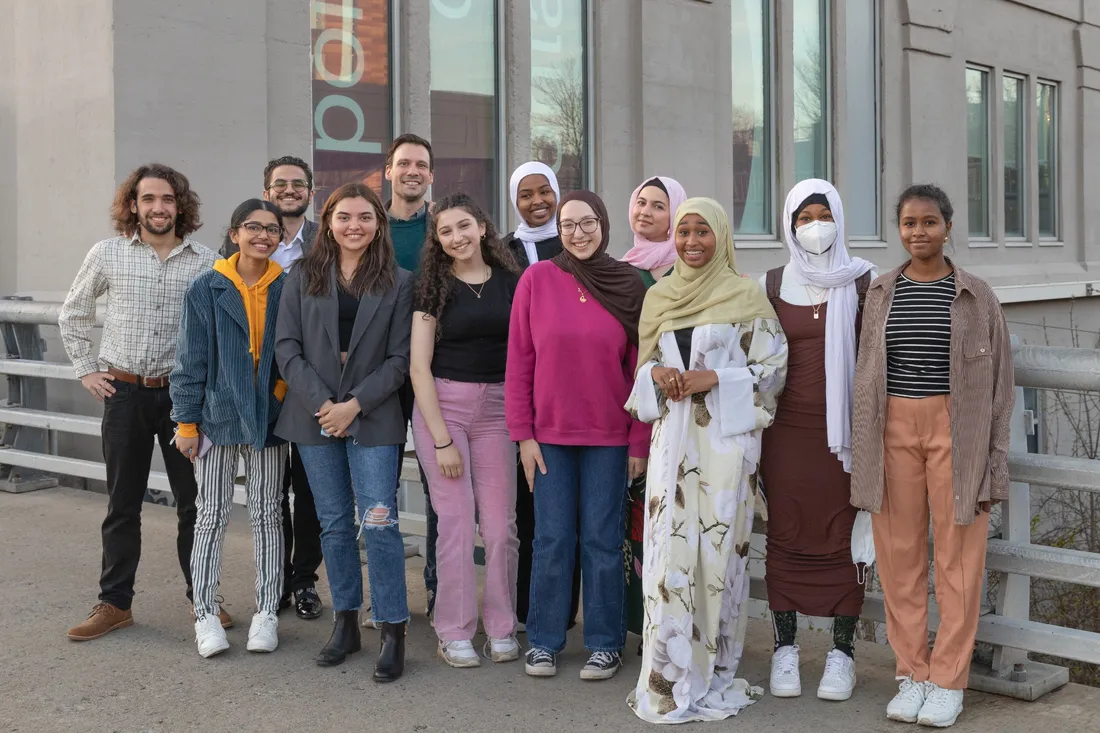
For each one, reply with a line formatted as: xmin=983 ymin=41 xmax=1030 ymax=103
xmin=793 ymin=0 xmax=829 ymax=183
xmin=310 ymin=0 xmax=392 ymax=207
xmin=731 ymin=0 xmax=772 ymax=235
xmin=844 ymin=0 xmax=879 ymax=238
xmin=1003 ymin=75 xmax=1025 ymax=238
xmin=429 ymin=0 xmax=499 ymax=219
xmin=530 ymin=0 xmax=588 ymax=195
xmin=1037 ymin=81 xmax=1058 ymax=238
xmin=966 ymin=67 xmax=990 ymax=238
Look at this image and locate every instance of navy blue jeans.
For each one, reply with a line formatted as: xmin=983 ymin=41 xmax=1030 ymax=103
xmin=528 ymin=444 xmax=628 ymax=653
xmin=298 ymin=440 xmax=410 ymax=623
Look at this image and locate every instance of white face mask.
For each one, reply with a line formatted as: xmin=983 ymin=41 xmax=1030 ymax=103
xmin=796 ymin=220 xmax=838 ymax=255
xmin=851 ymin=509 xmax=876 ymax=585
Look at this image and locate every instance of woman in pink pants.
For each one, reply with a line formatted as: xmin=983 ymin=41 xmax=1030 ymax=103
xmin=410 ymin=192 xmax=522 ymax=668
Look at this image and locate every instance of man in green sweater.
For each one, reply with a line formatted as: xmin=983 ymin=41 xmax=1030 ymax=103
xmin=384 ymin=133 xmax=439 ymax=623
xmin=385 ymin=133 xmax=433 ymax=272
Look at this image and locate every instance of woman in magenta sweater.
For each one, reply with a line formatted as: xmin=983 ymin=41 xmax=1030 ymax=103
xmin=506 ymin=190 xmax=649 ymax=681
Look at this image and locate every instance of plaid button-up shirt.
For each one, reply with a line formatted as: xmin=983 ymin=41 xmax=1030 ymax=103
xmin=59 ymin=235 xmax=218 ymax=378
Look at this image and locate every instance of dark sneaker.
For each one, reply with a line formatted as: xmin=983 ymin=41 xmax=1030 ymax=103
xmin=524 ymin=647 xmax=557 ymax=677
xmin=580 ymin=650 xmax=622 ymax=680
xmin=277 ymin=593 xmax=292 ymax=615
xmin=295 ymin=587 xmax=323 ymax=620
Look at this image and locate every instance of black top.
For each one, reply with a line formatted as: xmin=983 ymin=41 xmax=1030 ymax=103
xmin=504 ymin=232 xmax=564 ymax=269
xmin=337 ymin=283 xmax=360 ymax=351
xmin=674 ymin=328 xmax=693 ymax=369
xmin=416 ymin=267 xmax=520 ymax=383
xmin=885 ymin=272 xmax=955 ymax=398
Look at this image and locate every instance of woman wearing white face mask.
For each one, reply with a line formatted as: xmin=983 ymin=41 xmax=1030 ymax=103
xmin=756 ymin=180 xmax=876 ymax=704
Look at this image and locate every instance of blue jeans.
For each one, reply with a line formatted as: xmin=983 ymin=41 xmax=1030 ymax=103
xmin=298 ymin=440 xmax=410 ymax=623
xmin=528 ymin=444 xmax=628 ymax=653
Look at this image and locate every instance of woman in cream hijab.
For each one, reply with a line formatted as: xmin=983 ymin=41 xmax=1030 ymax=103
xmin=626 ymin=198 xmax=788 ymax=724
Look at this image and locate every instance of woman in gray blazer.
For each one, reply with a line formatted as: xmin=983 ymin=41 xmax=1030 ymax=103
xmin=274 ymin=182 xmax=413 ymax=683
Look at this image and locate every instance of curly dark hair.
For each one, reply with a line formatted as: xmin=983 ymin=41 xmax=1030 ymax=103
xmin=300 ymin=182 xmax=395 ymax=298
xmin=415 ymin=192 xmax=519 ymax=335
xmin=263 ymin=155 xmax=313 ymax=191
xmin=111 ymin=163 xmax=202 ymax=238
xmin=895 ymin=183 xmax=954 ymax=225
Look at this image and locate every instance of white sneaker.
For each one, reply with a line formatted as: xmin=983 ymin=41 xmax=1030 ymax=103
xmin=195 ymin=614 xmax=229 ymax=658
xmin=769 ymin=645 xmax=802 ymax=697
xmin=917 ymin=684 xmax=964 ymax=727
xmin=246 ymin=611 xmax=279 ymax=653
xmin=485 ymin=635 xmax=521 ymax=663
xmin=887 ymin=678 xmax=931 ymax=723
xmin=438 ymin=639 xmax=481 ymax=668
xmin=817 ymin=649 xmax=856 ymax=701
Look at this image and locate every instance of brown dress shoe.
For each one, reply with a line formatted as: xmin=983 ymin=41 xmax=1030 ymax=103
xmin=67 ymin=603 xmax=133 ymax=641
xmin=190 ymin=605 xmax=234 ymax=629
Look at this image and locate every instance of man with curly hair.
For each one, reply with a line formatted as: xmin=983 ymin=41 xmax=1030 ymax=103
xmin=59 ymin=163 xmax=219 ymax=641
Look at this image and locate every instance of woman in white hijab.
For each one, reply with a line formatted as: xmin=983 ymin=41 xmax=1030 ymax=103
xmin=757 ymin=179 xmax=876 ymax=704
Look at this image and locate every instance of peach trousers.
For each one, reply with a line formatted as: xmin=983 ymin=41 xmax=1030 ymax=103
xmin=872 ymin=395 xmax=990 ymax=690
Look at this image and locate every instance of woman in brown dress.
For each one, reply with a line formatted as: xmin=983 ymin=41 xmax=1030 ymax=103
xmin=758 ymin=179 xmax=875 ymax=703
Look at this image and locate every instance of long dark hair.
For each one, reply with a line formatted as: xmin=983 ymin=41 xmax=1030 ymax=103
xmin=300 ymin=183 xmax=395 ymax=297
xmin=111 ymin=163 xmax=202 ymax=238
xmin=221 ymin=199 xmax=284 ymax=257
xmin=415 ymin=192 xmax=519 ymax=330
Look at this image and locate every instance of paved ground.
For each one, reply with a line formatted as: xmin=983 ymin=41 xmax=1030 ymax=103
xmin=2 ymin=487 xmax=1099 ymax=732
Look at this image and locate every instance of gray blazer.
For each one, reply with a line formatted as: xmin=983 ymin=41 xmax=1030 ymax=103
xmin=221 ymin=219 xmax=318 ymax=259
xmin=274 ymin=264 xmax=413 ymax=446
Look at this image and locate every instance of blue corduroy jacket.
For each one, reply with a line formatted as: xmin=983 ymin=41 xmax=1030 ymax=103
xmin=170 ymin=267 xmax=287 ymax=450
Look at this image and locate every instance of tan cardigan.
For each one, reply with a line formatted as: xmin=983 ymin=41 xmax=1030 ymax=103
xmin=850 ymin=261 xmax=1015 ymax=525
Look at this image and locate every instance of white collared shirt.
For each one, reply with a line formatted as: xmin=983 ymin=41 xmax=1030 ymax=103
xmin=271 ymin=224 xmax=306 ymax=271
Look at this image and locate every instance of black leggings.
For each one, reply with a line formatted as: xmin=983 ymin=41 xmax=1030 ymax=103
xmin=773 ymin=610 xmax=858 ymax=659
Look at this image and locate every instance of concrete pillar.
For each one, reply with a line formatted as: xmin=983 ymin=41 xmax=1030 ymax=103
xmin=396 ymin=0 xmax=432 ymax=140
xmin=265 ymin=0 xmax=313 ymax=168
xmin=1075 ymin=22 xmax=1100 ymax=269
xmin=502 ymin=0 xmax=532 ymax=230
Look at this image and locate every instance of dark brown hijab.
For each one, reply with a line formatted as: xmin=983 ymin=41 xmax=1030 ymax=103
xmin=552 ymin=190 xmax=646 ymax=345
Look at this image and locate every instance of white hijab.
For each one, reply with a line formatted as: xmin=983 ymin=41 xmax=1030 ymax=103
xmin=509 ymin=162 xmax=561 ymax=247
xmin=782 ymin=179 xmax=874 ymax=473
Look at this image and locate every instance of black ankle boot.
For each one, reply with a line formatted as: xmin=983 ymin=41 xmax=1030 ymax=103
xmin=315 ymin=610 xmax=361 ymax=667
xmin=373 ymin=622 xmax=406 ymax=683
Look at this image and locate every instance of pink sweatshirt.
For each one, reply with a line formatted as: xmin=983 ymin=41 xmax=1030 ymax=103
xmin=506 ymin=261 xmax=651 ymax=458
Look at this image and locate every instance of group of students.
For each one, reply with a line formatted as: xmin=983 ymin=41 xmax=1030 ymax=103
xmin=58 ymin=132 xmax=1013 ymax=729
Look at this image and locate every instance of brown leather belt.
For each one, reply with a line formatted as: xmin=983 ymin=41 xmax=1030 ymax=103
xmin=107 ymin=367 xmax=170 ymax=389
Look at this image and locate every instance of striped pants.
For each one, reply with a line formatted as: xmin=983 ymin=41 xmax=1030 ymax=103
xmin=191 ymin=443 xmax=288 ymax=617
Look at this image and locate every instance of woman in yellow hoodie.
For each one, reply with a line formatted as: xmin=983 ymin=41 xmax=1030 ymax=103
xmin=171 ymin=199 xmax=290 ymax=658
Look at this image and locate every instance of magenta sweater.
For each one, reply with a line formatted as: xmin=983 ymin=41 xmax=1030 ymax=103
xmin=505 ymin=261 xmax=651 ymax=458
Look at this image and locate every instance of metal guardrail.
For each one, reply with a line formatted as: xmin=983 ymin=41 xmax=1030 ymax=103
xmin=2 ymin=298 xmax=1099 ymax=699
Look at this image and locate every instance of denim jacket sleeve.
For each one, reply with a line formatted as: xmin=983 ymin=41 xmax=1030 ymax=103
xmin=170 ymin=278 xmax=211 ymax=426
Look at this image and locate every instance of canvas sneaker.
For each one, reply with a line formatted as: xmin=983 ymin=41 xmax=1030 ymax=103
xmin=195 ymin=614 xmax=230 ymax=658
xmin=524 ymin=647 xmax=557 ymax=677
xmin=887 ymin=678 xmax=932 ymax=723
xmin=917 ymin=684 xmax=964 ymax=728
xmin=580 ymin=650 xmax=622 ymax=680
xmin=817 ymin=649 xmax=856 ymax=701
xmin=438 ymin=639 xmax=481 ymax=668
xmin=246 ymin=611 xmax=279 ymax=653
xmin=769 ymin=645 xmax=802 ymax=697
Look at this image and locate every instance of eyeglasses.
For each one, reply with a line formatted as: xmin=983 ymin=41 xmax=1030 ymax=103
xmin=269 ymin=179 xmax=310 ymax=192
xmin=560 ymin=217 xmax=601 ymax=236
xmin=241 ymin=222 xmax=284 ymax=238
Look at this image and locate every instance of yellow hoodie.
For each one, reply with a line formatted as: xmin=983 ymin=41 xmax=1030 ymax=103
xmin=177 ymin=254 xmax=286 ymax=439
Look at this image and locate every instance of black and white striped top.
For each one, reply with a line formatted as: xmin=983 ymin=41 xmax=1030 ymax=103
xmin=885 ymin=272 xmax=955 ymax=398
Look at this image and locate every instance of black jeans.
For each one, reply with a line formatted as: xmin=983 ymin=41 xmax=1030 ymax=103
xmin=516 ymin=458 xmax=580 ymax=626
xmin=280 ymin=443 xmax=323 ymax=595
xmin=99 ymin=382 xmax=198 ymax=611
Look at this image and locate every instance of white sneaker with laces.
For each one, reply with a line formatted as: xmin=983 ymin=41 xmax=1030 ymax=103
xmin=438 ymin=639 xmax=481 ymax=668
xmin=887 ymin=678 xmax=931 ymax=723
xmin=195 ymin=614 xmax=230 ymax=658
xmin=769 ymin=645 xmax=802 ymax=697
xmin=917 ymin=684 xmax=964 ymax=727
xmin=817 ymin=649 xmax=856 ymax=701
xmin=246 ymin=611 xmax=279 ymax=653
xmin=485 ymin=635 xmax=521 ymax=663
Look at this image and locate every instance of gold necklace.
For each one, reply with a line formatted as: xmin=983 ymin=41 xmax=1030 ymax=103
xmin=803 ymin=285 xmax=827 ymax=320
xmin=458 ymin=266 xmax=490 ymax=299
xmin=577 ymin=284 xmax=588 ymax=303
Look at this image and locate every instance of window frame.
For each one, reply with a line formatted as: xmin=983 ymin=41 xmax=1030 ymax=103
xmin=1036 ymin=79 xmax=1060 ymax=243
xmin=965 ymin=64 xmax=993 ymax=245
xmin=1000 ymin=71 xmax=1028 ymax=245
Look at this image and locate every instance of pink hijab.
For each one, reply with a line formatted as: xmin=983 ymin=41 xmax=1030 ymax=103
xmin=621 ymin=175 xmax=687 ymax=277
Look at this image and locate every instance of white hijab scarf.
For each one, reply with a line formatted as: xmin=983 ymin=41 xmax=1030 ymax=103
xmin=782 ymin=179 xmax=874 ymax=473
xmin=509 ymin=162 xmax=561 ymax=256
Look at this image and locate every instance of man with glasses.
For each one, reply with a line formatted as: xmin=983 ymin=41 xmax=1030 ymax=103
xmin=223 ymin=155 xmax=325 ymax=621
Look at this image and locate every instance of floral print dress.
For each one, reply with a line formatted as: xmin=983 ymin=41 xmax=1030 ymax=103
xmin=625 ymin=319 xmax=787 ymax=724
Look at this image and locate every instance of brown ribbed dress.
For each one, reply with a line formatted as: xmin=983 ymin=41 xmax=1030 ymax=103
xmin=759 ymin=295 xmax=865 ymax=617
